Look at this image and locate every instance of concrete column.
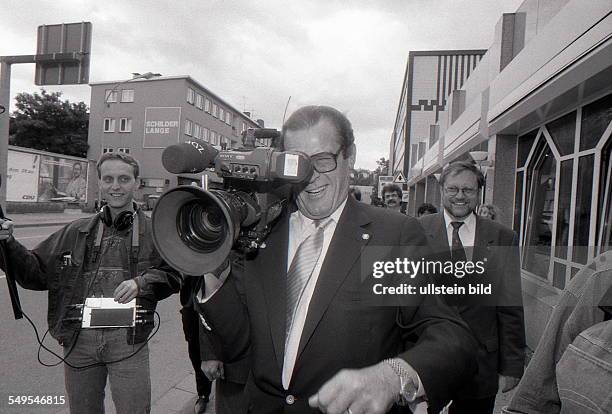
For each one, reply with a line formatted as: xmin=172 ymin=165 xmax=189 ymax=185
xmin=425 ymin=175 xmax=441 ymax=209
xmin=487 ymin=134 xmax=518 ymax=228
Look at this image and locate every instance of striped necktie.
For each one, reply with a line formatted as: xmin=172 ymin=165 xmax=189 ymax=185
xmin=450 ymin=221 xmax=467 ymax=263
xmin=285 ymin=219 xmax=331 ymax=340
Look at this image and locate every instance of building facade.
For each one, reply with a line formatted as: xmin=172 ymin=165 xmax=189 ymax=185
xmin=87 ymin=75 xmax=262 ymax=207
xmin=391 ymin=0 xmax=612 ymax=348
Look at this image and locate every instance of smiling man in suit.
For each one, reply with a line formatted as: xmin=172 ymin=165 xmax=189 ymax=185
xmin=199 ymin=106 xmax=478 ymax=414
xmin=419 ymin=161 xmax=526 ymax=414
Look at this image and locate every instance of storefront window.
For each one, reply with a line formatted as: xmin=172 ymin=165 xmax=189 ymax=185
xmin=514 ymin=171 xmax=523 ymax=233
xmin=548 ymin=111 xmax=576 ymax=156
xmin=554 ymin=160 xmax=573 ymax=259
xmin=523 ymin=143 xmax=556 ymax=278
xmin=517 ymin=129 xmax=538 ymax=168
xmin=580 ymin=93 xmax=612 ymax=151
xmin=600 ymin=143 xmax=612 ymax=253
xmin=572 ymin=155 xmax=594 ymax=264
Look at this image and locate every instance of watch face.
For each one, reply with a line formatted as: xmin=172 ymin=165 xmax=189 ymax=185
xmin=400 ymin=376 xmax=417 ymax=402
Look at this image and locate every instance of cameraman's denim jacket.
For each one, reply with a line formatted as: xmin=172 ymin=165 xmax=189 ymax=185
xmin=503 ymin=251 xmax=612 ymax=414
xmin=0 ymin=211 xmax=180 ymax=346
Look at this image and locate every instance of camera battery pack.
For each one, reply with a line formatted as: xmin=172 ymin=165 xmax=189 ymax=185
xmin=82 ymin=297 xmax=136 ymax=328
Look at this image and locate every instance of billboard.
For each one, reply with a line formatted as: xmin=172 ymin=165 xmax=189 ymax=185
xmin=39 ymin=156 xmax=89 ymax=202
xmin=143 ymin=107 xmax=181 ymax=148
xmin=7 ymin=152 xmax=40 ymax=202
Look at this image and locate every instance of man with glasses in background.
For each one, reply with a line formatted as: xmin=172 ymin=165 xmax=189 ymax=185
xmin=419 ymin=161 xmax=525 ymax=414
xmin=197 ymin=106 xmax=478 ymax=413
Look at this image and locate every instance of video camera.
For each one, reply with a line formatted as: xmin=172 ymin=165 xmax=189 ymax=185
xmin=152 ymin=128 xmax=313 ymax=276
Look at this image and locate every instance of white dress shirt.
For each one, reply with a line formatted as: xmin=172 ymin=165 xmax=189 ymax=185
xmin=443 ymin=210 xmax=476 ymax=260
xmin=282 ymin=198 xmax=347 ymax=389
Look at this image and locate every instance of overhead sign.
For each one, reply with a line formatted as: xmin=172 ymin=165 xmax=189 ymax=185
xmin=394 ymin=172 xmax=406 ymax=184
xmin=143 ymin=107 xmax=181 ymax=148
xmin=35 ymin=22 xmax=92 ymax=85
xmin=378 ymin=175 xmax=393 ymax=198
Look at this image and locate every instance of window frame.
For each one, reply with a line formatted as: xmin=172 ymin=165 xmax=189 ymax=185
xmin=119 ymin=117 xmax=132 ymax=133
xmin=103 ymin=118 xmax=115 ymax=132
xmin=120 ymin=89 xmax=134 ymax=103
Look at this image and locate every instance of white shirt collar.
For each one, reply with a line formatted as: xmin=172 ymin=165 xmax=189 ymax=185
xmin=443 ymin=209 xmax=477 ymax=233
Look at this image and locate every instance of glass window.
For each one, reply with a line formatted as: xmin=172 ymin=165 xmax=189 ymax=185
xmin=523 ymin=143 xmax=556 ymax=279
xmin=553 ymin=262 xmax=566 ymax=290
xmin=195 ymin=94 xmax=203 ymax=109
xmin=219 ymin=107 xmax=224 ymax=121
xmin=105 ymin=89 xmax=118 ymax=103
xmin=194 ymin=123 xmax=201 ymax=139
xmin=600 ymin=143 xmax=612 ymax=253
xmin=580 ymin=93 xmax=612 ymax=151
xmin=517 ymin=129 xmax=538 ymax=167
xmin=185 ymin=119 xmax=193 ymax=136
xmin=187 ymin=88 xmax=195 ymax=104
xmin=103 ymin=147 xmax=114 ymax=153
xmin=226 ymin=112 xmax=232 ymax=125
xmin=202 ymin=128 xmax=209 ymax=141
xmin=205 ymin=98 xmax=211 ymax=113
xmin=213 ymin=104 xmax=218 ymax=118
xmin=547 ymin=111 xmax=576 ymax=156
xmin=103 ymin=118 xmax=115 ymax=132
xmin=514 ymin=171 xmax=523 ymax=233
xmin=119 ymin=118 xmax=132 ymax=133
xmin=572 ymin=155 xmax=594 ymax=264
xmin=554 ymin=159 xmax=573 ymax=259
xmin=121 ymin=89 xmax=134 ymax=103
xmin=117 ymin=147 xmax=130 ymax=154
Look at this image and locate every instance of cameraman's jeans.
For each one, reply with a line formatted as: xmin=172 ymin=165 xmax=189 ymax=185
xmin=63 ymin=328 xmax=151 ymax=414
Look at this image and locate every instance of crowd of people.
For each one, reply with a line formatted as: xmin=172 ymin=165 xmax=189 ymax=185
xmin=0 ymin=105 xmax=609 ymax=414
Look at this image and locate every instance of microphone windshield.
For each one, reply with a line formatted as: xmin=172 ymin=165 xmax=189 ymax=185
xmin=162 ymin=142 xmax=218 ymax=174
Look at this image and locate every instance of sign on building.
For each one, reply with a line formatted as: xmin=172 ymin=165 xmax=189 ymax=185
xmin=143 ymin=107 xmax=181 ymax=148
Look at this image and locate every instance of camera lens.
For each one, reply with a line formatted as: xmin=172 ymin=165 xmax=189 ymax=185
xmin=177 ymin=199 xmax=226 ymax=252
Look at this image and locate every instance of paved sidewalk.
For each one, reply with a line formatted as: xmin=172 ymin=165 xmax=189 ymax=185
xmin=7 ymin=210 xmax=95 ymax=228
xmin=151 ymin=373 xmax=216 ymax=414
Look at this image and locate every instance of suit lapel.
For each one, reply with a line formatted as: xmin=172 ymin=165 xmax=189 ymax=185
xmin=297 ymin=197 xmax=372 ymax=358
xmin=425 ymin=213 xmax=449 ymax=253
xmin=257 ymin=208 xmax=290 ymax=371
xmin=473 ymin=216 xmax=495 ymax=263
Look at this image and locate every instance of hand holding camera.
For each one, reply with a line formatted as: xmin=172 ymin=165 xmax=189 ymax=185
xmin=0 ymin=218 xmax=14 ymax=241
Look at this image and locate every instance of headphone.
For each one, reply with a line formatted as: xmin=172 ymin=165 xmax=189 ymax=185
xmin=99 ymin=204 xmax=137 ymax=231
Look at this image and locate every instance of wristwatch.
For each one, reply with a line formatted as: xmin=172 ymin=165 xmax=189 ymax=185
xmin=383 ymin=358 xmax=417 ymax=405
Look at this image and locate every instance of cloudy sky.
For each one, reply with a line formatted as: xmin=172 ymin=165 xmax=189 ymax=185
xmin=2 ymin=0 xmax=523 ymax=169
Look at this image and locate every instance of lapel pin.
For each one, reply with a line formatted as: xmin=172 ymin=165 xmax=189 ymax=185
xmin=362 ymin=233 xmax=370 ymax=240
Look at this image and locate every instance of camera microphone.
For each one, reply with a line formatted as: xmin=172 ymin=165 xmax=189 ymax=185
xmin=162 ymin=142 xmax=218 ymax=174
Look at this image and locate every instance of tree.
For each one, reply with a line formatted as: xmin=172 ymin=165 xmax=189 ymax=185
xmin=374 ymin=157 xmax=389 ymax=176
xmin=9 ymin=89 xmax=89 ymax=157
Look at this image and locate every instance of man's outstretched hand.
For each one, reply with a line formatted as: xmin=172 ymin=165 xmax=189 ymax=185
xmin=308 ymin=362 xmax=401 ymax=414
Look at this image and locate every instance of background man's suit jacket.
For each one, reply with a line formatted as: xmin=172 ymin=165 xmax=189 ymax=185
xmin=418 ymin=212 xmax=526 ymax=398
xmin=201 ymin=197 xmax=478 ymax=413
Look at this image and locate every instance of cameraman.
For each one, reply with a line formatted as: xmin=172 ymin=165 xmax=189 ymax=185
xmin=0 ymin=153 xmax=180 ymax=414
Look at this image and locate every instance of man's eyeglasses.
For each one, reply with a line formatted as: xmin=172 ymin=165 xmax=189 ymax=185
xmin=444 ymin=186 xmax=477 ymax=196
xmin=310 ymin=148 xmax=344 ymax=173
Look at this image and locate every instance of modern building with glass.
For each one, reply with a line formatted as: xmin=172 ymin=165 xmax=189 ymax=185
xmin=390 ymin=0 xmax=611 ymax=347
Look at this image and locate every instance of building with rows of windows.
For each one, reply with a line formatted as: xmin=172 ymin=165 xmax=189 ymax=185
xmin=390 ymin=0 xmax=611 ymax=348
xmin=86 ymin=75 xmax=263 ymax=208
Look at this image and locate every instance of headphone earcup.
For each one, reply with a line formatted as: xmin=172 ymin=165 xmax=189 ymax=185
xmin=113 ymin=211 xmax=134 ymax=231
xmin=99 ymin=205 xmax=113 ymax=227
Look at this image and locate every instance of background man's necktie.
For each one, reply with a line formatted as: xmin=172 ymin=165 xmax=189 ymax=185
xmin=450 ymin=221 xmax=467 ymax=263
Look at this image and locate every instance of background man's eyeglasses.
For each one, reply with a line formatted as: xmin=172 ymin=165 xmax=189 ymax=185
xmin=444 ymin=187 xmax=477 ymax=196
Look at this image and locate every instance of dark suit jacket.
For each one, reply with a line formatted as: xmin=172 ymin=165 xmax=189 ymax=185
xmin=201 ymin=197 xmax=478 ymax=413
xmin=418 ymin=212 xmax=526 ymax=398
